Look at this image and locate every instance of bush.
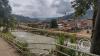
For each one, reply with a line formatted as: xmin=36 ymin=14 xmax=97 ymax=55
xmin=56 ymin=34 xmax=66 ymax=56
xmin=15 ymin=41 xmax=32 ymax=56
xmin=55 ymin=34 xmax=77 ymax=56
xmin=69 ymin=34 xmax=77 ymax=43
xmin=0 ymin=32 xmax=15 ymax=42
xmin=64 ymin=48 xmax=76 ymax=56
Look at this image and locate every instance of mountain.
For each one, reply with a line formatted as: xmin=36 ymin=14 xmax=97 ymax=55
xmin=13 ymin=10 xmax=93 ymax=23
xmin=62 ymin=13 xmax=74 ymax=19
xmin=62 ymin=9 xmax=93 ymax=20
xmin=80 ymin=10 xmax=93 ymax=19
xmin=13 ymin=15 xmax=40 ymax=23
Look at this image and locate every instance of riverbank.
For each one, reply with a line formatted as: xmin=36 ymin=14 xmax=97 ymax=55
xmin=0 ymin=32 xmax=32 ymax=56
xmin=0 ymin=37 xmax=19 ymax=56
xmin=11 ymin=30 xmax=95 ymax=56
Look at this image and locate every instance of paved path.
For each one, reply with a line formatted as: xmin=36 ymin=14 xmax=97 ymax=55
xmin=0 ymin=38 xmax=19 ymax=56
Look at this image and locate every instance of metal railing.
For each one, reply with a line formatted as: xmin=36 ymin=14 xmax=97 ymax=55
xmin=0 ymin=33 xmax=32 ymax=56
xmin=28 ymin=43 xmax=98 ymax=56
xmin=0 ymin=32 xmax=98 ymax=56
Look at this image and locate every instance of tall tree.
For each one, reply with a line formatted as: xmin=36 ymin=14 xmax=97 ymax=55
xmin=90 ymin=0 xmax=100 ymax=55
xmin=0 ymin=0 xmax=13 ymax=32
xmin=50 ymin=19 xmax=58 ymax=28
xmin=7 ymin=16 xmax=17 ymax=30
xmin=71 ymin=0 xmax=100 ymax=55
xmin=72 ymin=0 xmax=96 ymax=36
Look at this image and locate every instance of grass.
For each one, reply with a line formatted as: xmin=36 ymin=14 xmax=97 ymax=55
xmin=56 ymin=34 xmax=66 ymax=56
xmin=15 ymin=40 xmax=32 ymax=56
xmin=0 ymin=32 xmax=32 ymax=56
xmin=0 ymin=32 xmax=15 ymax=42
xmin=55 ymin=34 xmax=78 ymax=56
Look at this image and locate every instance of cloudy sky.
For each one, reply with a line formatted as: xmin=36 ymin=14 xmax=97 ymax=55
xmin=9 ymin=0 xmax=74 ymax=18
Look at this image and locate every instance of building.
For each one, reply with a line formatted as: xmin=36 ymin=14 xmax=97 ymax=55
xmin=57 ymin=19 xmax=92 ymax=32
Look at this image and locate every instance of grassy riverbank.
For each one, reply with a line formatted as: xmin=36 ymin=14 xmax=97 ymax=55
xmin=0 ymin=32 xmax=32 ymax=56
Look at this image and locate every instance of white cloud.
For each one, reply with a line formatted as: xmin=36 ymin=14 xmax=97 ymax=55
xmin=9 ymin=0 xmax=74 ymax=18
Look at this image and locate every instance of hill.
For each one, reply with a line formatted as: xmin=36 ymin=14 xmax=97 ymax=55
xmin=13 ymin=15 xmax=40 ymax=23
xmin=13 ymin=10 xmax=93 ymax=23
xmin=62 ymin=9 xmax=93 ymax=20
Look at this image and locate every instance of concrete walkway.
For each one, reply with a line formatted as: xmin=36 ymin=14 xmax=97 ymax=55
xmin=0 ymin=38 xmax=19 ymax=56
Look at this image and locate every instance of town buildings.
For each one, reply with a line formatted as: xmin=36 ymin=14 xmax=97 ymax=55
xmin=57 ymin=19 xmax=92 ymax=32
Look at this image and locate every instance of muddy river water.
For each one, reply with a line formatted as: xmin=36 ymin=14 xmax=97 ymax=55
xmin=11 ymin=31 xmax=56 ymax=55
xmin=11 ymin=31 xmax=90 ymax=55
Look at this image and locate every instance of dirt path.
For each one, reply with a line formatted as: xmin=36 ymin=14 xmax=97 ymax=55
xmin=0 ymin=37 xmax=19 ymax=56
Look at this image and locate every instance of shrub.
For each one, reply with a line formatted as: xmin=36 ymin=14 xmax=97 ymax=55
xmin=69 ymin=34 xmax=77 ymax=43
xmin=56 ymin=34 xmax=77 ymax=56
xmin=56 ymin=34 xmax=66 ymax=56
xmin=16 ymin=40 xmax=32 ymax=56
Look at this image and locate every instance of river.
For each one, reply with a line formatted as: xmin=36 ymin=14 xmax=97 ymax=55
xmin=11 ymin=31 xmax=90 ymax=55
xmin=11 ymin=31 xmax=56 ymax=55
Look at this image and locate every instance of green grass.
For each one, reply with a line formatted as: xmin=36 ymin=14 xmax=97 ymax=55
xmin=0 ymin=32 xmax=15 ymax=42
xmin=0 ymin=32 xmax=32 ymax=56
xmin=56 ymin=34 xmax=66 ymax=56
xmin=55 ymin=34 xmax=77 ymax=56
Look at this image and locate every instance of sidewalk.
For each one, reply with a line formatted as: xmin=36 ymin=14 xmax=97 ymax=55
xmin=0 ymin=38 xmax=19 ymax=56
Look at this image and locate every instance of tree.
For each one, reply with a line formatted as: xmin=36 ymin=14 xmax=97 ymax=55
xmin=90 ymin=0 xmax=100 ymax=55
xmin=71 ymin=0 xmax=100 ymax=55
xmin=7 ymin=16 xmax=17 ymax=30
xmin=50 ymin=19 xmax=58 ymax=28
xmin=0 ymin=0 xmax=15 ymax=32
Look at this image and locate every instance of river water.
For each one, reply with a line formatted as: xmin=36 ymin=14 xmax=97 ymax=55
xmin=11 ymin=31 xmax=56 ymax=55
xmin=11 ymin=31 xmax=90 ymax=55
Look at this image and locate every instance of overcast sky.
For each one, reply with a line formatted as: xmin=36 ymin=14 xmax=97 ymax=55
xmin=9 ymin=0 xmax=74 ymax=18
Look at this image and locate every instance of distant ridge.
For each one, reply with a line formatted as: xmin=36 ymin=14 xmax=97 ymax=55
xmin=13 ymin=10 xmax=93 ymax=23
xmin=80 ymin=9 xmax=93 ymax=19
xmin=13 ymin=15 xmax=40 ymax=23
xmin=62 ymin=9 xmax=93 ymax=20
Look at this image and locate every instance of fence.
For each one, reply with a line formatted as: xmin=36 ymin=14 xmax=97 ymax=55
xmin=0 ymin=32 xmax=32 ymax=56
xmin=0 ymin=32 xmax=98 ymax=56
xmin=28 ymin=43 xmax=98 ymax=56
